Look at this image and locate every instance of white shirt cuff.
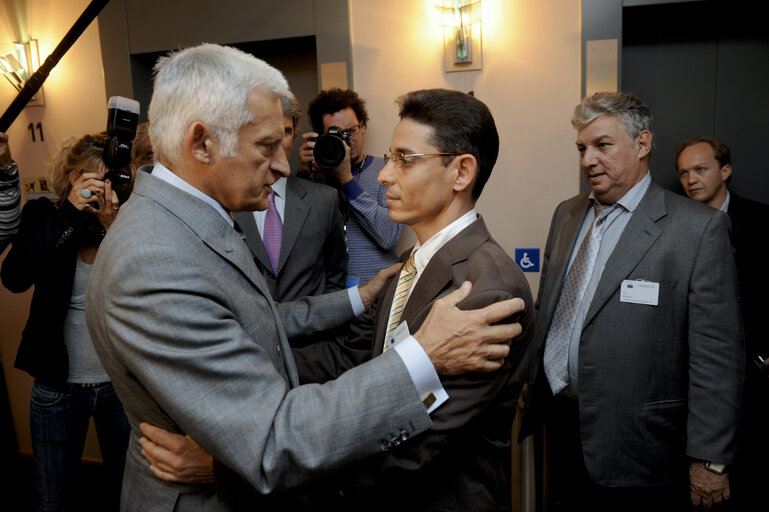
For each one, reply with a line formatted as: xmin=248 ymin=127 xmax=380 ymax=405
xmin=393 ymin=335 xmax=448 ymax=414
xmin=348 ymin=286 xmax=365 ymax=316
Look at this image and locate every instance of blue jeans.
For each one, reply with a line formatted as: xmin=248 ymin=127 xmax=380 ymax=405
xmin=29 ymin=382 xmax=130 ymax=512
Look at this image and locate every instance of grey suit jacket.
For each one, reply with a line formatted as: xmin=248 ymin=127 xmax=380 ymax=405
xmin=85 ymin=170 xmax=433 ymax=511
xmin=294 ymin=217 xmax=535 ymax=511
xmin=522 ymin=180 xmax=744 ymax=487
xmin=233 ymin=176 xmax=346 ymax=302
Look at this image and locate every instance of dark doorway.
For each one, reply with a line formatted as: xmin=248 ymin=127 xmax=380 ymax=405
xmin=622 ymin=0 xmax=769 ymax=203
xmin=129 ymin=35 xmax=319 ymax=172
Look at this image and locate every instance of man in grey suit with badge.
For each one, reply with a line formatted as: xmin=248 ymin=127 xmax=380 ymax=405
xmin=85 ymin=44 xmax=524 ymax=511
xmin=520 ymin=92 xmax=743 ymax=511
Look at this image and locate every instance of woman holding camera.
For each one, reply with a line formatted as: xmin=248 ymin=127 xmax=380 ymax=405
xmin=1 ymin=133 xmax=131 ymax=511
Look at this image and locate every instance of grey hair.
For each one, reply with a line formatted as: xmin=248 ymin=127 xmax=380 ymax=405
xmin=148 ymin=43 xmax=289 ymax=167
xmin=280 ymin=90 xmax=302 ymax=131
xmin=571 ymin=91 xmax=654 ymax=142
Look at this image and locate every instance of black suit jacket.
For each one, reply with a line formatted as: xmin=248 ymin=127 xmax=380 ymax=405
xmin=727 ymin=191 xmax=769 ymax=365
xmin=233 ymin=175 xmax=346 ymax=302
xmin=294 ymin=216 xmax=535 ymax=512
xmin=1 ymin=198 xmax=104 ymax=386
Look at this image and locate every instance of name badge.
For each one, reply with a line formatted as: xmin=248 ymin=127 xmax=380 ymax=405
xmin=620 ymin=280 xmax=659 ymax=306
xmin=384 ymin=321 xmax=411 ymax=351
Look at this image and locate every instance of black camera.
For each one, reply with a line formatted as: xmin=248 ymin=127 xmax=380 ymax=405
xmin=102 ymin=96 xmax=140 ymax=204
xmin=312 ymin=127 xmax=351 ymax=169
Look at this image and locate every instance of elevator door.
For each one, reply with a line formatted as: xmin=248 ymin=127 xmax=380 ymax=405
xmin=622 ymin=0 xmax=769 ymax=203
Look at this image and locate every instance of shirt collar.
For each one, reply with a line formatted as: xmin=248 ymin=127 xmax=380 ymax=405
xmin=151 ymin=162 xmax=234 ymax=227
xmin=589 ymin=171 xmax=651 ymax=213
xmin=719 ymin=189 xmax=731 ymax=212
xmin=272 ymin=176 xmax=287 ymax=198
xmin=411 ymin=209 xmax=477 ymax=274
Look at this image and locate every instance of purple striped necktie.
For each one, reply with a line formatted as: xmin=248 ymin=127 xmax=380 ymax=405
xmin=263 ymin=191 xmax=282 ymax=275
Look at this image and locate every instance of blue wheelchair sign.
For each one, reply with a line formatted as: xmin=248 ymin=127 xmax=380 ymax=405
xmin=514 ymin=248 xmax=540 ymax=272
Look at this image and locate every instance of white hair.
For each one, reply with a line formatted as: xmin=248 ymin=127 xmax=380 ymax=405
xmin=148 ymin=43 xmax=289 ymax=167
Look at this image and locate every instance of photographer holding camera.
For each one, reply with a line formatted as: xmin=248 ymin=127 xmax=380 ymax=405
xmin=1 ymin=96 xmax=138 ymax=511
xmin=299 ymin=88 xmax=401 ymax=286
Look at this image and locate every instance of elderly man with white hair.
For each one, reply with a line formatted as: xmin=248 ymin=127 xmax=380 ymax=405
xmin=85 ymin=43 xmax=523 ymax=511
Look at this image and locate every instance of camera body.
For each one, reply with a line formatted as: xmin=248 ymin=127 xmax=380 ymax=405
xmin=102 ymin=96 xmax=140 ymax=203
xmin=312 ymin=127 xmax=351 ymax=169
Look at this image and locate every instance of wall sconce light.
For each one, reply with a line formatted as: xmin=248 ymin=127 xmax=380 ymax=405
xmin=0 ymin=39 xmax=44 ymax=105
xmin=437 ymin=0 xmax=482 ymax=72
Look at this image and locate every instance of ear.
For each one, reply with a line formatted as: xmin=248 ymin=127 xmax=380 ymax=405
xmin=720 ymin=164 xmax=732 ymax=183
xmin=453 ymin=154 xmax=478 ymax=194
xmin=69 ymin=171 xmax=80 ymax=186
xmin=358 ymin=123 xmax=367 ymax=136
xmin=635 ymin=130 xmax=652 ymax=160
xmin=184 ymin=122 xmax=216 ymax=165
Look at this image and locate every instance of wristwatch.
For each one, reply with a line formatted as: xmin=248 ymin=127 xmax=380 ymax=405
xmin=702 ymin=461 xmax=727 ymax=474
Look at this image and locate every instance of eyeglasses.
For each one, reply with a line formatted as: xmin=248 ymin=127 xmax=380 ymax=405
xmin=383 ymin=152 xmax=458 ymax=168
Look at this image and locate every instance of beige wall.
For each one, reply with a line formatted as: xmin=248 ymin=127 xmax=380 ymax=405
xmin=0 ymin=0 xmax=583 ymax=462
xmin=1 ymin=0 xmax=108 ymax=459
xmin=350 ymin=0 xmax=582 ymax=294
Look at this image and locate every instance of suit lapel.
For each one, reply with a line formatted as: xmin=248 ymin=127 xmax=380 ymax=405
xmin=232 ymin=211 xmax=271 ymax=272
xmin=583 ymin=182 xmax=665 ymax=325
xmin=279 ymin=177 xmax=310 ymax=273
xmin=135 ymin=173 xmax=277 ymax=317
xmin=137 ymin=173 xmax=300 ymax=384
xmin=371 ymin=217 xmax=490 ymax=353
xmin=541 ymin=196 xmax=591 ymax=324
xmin=372 ymin=263 xmax=401 ymax=354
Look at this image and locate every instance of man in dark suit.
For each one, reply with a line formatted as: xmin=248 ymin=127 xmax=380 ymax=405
xmin=520 ymin=92 xmax=743 ymax=512
xmin=85 ymin=44 xmax=524 ymax=511
xmin=676 ymin=136 xmax=769 ymax=510
xmin=233 ymin=92 xmax=347 ymax=303
xmin=140 ymin=88 xmax=534 ymax=512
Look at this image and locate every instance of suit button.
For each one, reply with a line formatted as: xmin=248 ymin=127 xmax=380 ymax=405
xmin=379 ymin=440 xmax=391 ymax=452
xmin=399 ymin=430 xmax=409 ymax=442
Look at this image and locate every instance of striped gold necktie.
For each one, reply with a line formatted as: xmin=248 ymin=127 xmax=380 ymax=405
xmin=383 ymin=252 xmax=417 ymax=352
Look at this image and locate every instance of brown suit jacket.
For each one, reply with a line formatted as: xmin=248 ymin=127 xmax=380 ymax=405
xmin=293 ymin=216 xmax=535 ymax=511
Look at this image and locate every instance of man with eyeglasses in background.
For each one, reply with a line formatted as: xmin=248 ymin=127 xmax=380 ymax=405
xmin=298 ymin=88 xmax=402 ymax=286
xmin=139 ymin=88 xmax=534 ymax=512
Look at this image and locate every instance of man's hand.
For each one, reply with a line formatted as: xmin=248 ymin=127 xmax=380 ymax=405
xmin=139 ymin=422 xmax=215 ymax=484
xmin=414 ymin=281 xmax=525 ymax=374
xmin=298 ymin=132 xmax=318 ymax=173
xmin=92 ymin=179 xmax=121 ymax=231
xmin=359 ymin=262 xmax=402 ymax=308
xmin=328 ymin=143 xmax=353 ymax=185
xmin=689 ymin=462 xmax=730 ymax=510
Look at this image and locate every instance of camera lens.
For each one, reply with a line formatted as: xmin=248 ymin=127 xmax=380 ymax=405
xmin=313 ymin=134 xmax=347 ymax=169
